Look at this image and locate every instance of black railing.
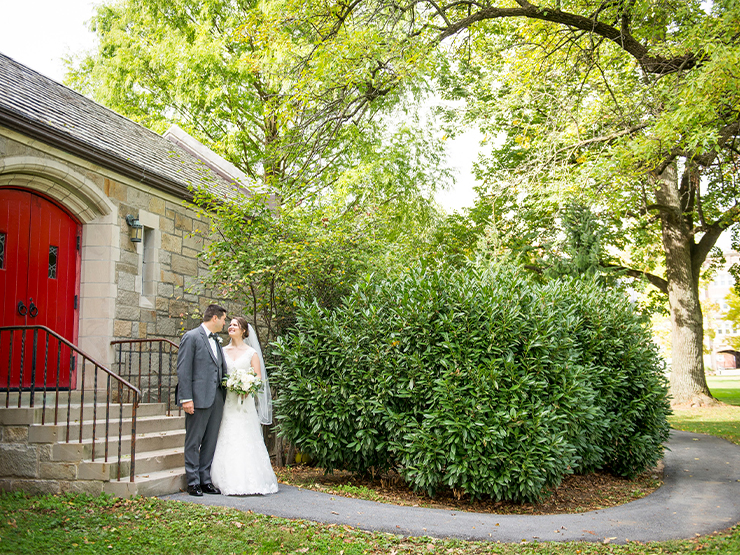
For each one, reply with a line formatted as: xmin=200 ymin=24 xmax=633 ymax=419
xmin=0 ymin=325 xmax=141 ymax=482
xmin=110 ymin=339 xmax=180 ymax=416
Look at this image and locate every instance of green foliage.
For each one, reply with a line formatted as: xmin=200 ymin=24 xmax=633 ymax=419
xmin=422 ymin=0 xmax=740 ymax=402
xmin=66 ymin=0 xmax=449 ymax=206
xmin=71 ymin=0 xmax=455 ymax=339
xmin=546 ymin=203 xmax=608 ymax=278
xmin=191 ymin=187 xmax=380 ymax=345
xmin=272 ymin=264 xmax=671 ymax=502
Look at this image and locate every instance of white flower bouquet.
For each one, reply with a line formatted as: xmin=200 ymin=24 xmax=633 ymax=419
xmin=222 ymin=366 xmax=261 ymax=403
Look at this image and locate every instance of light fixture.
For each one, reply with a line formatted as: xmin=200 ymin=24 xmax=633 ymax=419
xmin=125 ymin=215 xmax=143 ymax=243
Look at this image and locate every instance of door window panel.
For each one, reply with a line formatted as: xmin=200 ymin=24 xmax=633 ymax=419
xmin=48 ymin=245 xmax=59 ymax=279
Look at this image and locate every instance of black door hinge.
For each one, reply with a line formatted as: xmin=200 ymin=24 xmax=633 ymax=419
xmin=74 ymin=295 xmax=78 ymax=310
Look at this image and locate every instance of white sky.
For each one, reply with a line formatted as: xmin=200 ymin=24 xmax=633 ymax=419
xmin=0 ymin=0 xmax=98 ymax=83
xmin=0 ymin=0 xmax=479 ymax=212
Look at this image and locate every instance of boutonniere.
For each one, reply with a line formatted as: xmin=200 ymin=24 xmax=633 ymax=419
xmin=216 ymin=336 xmax=223 ymax=345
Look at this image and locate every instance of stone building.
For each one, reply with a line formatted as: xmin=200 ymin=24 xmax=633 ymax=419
xmin=0 ymin=52 xmax=256 ymax=378
xmin=0 ymin=52 xmax=273 ymax=495
xmin=702 ymin=251 xmax=740 ymax=374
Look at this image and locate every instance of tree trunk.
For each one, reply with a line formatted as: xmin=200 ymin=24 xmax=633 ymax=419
xmin=654 ymin=165 xmax=715 ymax=406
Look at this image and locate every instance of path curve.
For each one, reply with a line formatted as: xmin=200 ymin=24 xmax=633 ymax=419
xmin=162 ymin=430 xmax=740 ymax=544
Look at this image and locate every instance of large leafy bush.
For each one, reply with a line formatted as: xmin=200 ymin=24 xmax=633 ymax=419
xmin=272 ymin=265 xmax=670 ymax=502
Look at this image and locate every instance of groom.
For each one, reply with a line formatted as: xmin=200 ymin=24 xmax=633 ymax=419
xmin=177 ymin=304 xmax=228 ymax=496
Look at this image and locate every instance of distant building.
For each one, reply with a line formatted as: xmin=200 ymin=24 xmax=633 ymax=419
xmin=702 ymin=251 xmax=740 ymax=373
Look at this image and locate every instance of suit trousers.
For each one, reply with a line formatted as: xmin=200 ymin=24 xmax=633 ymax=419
xmin=184 ymin=387 xmax=225 ymax=487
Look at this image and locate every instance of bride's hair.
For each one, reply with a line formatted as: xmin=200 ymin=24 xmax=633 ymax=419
xmin=233 ymin=316 xmax=250 ymax=339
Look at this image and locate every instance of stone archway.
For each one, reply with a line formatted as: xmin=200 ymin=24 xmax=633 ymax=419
xmin=0 ymin=156 xmax=120 ymax=373
xmin=0 ymin=156 xmax=115 ymax=221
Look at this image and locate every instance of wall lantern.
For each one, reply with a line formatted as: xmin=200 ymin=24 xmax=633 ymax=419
xmin=125 ymin=215 xmax=143 ymax=243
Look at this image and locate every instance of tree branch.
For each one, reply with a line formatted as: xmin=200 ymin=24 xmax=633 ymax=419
xmin=435 ymin=2 xmax=701 ymax=75
xmin=692 ymin=204 xmax=740 ymax=278
xmin=603 ymin=264 xmax=669 ymax=293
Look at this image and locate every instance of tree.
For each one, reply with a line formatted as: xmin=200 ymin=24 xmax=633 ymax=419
xmin=419 ymin=0 xmax=740 ymax=405
xmin=724 ymin=288 xmax=740 ymax=351
xmin=66 ymin=0 xmax=447 ymax=204
xmin=258 ymin=0 xmax=739 ymax=404
xmin=68 ymin=0 xmax=455 ymax=342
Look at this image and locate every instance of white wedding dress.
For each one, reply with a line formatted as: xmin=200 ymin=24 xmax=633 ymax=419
xmin=210 ymin=347 xmax=278 ymax=495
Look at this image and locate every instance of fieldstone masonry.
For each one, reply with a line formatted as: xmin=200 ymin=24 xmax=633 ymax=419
xmin=0 ymin=418 xmax=103 ymax=496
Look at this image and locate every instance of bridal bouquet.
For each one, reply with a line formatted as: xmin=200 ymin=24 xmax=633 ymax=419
xmin=222 ymin=367 xmax=261 ymax=403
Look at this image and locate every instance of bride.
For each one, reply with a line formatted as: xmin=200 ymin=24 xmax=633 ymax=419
xmin=210 ymin=317 xmax=278 ymax=495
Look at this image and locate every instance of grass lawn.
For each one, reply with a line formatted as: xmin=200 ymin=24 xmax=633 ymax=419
xmin=706 ymin=376 xmax=740 ymax=406
xmin=1 ymin=492 xmax=739 ymax=555
xmin=2 ymin=377 xmax=739 ymax=554
xmin=669 ymin=376 xmax=740 ymax=445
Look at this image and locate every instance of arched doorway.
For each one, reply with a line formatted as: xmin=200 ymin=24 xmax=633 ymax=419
xmin=0 ymin=189 xmax=81 ymax=388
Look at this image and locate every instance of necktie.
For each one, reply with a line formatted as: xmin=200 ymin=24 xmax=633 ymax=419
xmin=209 ymin=333 xmax=223 ymax=378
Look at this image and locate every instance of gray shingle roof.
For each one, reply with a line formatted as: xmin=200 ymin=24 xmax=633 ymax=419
xmin=0 ymin=52 xmax=247 ymax=200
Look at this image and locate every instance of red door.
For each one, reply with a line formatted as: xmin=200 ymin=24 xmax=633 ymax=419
xmin=0 ymin=189 xmax=81 ymax=389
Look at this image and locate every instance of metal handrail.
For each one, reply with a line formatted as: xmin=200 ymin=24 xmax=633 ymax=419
xmin=110 ymin=338 xmax=180 ymax=416
xmin=0 ymin=325 xmax=141 ymax=482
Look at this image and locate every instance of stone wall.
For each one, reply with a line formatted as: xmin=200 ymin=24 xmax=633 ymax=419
xmin=0 ymin=420 xmax=102 ymax=496
xmin=112 ymin=184 xmax=241 ymax=344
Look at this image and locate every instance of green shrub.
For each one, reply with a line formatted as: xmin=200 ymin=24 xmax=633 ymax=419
xmin=272 ymin=264 xmax=670 ymax=502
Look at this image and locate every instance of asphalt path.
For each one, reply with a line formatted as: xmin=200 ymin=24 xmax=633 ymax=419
xmin=162 ymin=430 xmax=740 ymax=544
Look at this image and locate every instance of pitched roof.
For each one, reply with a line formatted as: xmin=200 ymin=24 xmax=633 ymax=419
xmin=0 ymin=52 xmax=251 ymax=200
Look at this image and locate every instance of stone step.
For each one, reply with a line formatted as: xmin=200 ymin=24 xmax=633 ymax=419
xmin=103 ymin=467 xmax=187 ymax=498
xmin=0 ymin=402 xmax=172 ymax=426
xmin=79 ymin=447 xmax=184 ymax=481
xmin=0 ymin=390 xmax=152 ymax=406
xmin=29 ymin=413 xmax=185 ymax=443
xmin=52 ymin=428 xmax=185 ymax=462
xmin=2 ymin=390 xmax=85 ymax=405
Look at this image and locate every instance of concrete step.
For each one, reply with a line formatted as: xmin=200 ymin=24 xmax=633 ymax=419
xmin=103 ymin=467 xmax=186 ymax=498
xmin=79 ymin=447 xmax=184 ymax=481
xmin=0 ymin=402 xmax=171 ymax=426
xmin=52 ymin=428 xmax=185 ymax=462
xmin=29 ymin=413 xmax=185 ymax=443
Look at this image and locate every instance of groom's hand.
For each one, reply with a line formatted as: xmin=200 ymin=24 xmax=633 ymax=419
xmin=182 ymin=401 xmax=195 ymax=415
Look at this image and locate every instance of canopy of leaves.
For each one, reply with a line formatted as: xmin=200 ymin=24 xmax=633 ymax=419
xmin=66 ymin=0 xmax=452 ymax=207
xmin=431 ymin=0 xmax=740 ymax=286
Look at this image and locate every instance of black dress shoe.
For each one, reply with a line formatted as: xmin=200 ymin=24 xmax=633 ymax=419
xmin=201 ymin=483 xmax=221 ymax=495
xmin=187 ymin=485 xmax=203 ymax=497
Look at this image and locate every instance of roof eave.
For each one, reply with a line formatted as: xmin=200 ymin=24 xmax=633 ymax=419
xmin=0 ymin=106 xmax=194 ymax=202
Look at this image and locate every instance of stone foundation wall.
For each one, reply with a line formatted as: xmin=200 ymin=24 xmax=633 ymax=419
xmin=0 ymin=423 xmax=102 ymax=496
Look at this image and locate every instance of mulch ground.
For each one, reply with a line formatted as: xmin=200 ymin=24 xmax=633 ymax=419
xmin=274 ymin=462 xmax=663 ymax=515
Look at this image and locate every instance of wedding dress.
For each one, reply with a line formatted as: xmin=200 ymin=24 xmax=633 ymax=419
xmin=210 ymin=347 xmax=278 ymax=495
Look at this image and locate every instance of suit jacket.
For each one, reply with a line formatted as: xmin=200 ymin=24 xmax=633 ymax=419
xmin=176 ymin=326 xmax=227 ymax=409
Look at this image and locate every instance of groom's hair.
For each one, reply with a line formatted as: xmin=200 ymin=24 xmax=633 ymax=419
xmin=203 ymin=304 xmax=227 ymax=322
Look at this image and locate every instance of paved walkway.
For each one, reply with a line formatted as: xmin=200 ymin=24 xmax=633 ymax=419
xmin=162 ymin=430 xmax=740 ymax=544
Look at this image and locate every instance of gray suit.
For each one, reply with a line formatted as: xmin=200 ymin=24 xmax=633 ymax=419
xmin=177 ymin=325 xmax=227 ymax=487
